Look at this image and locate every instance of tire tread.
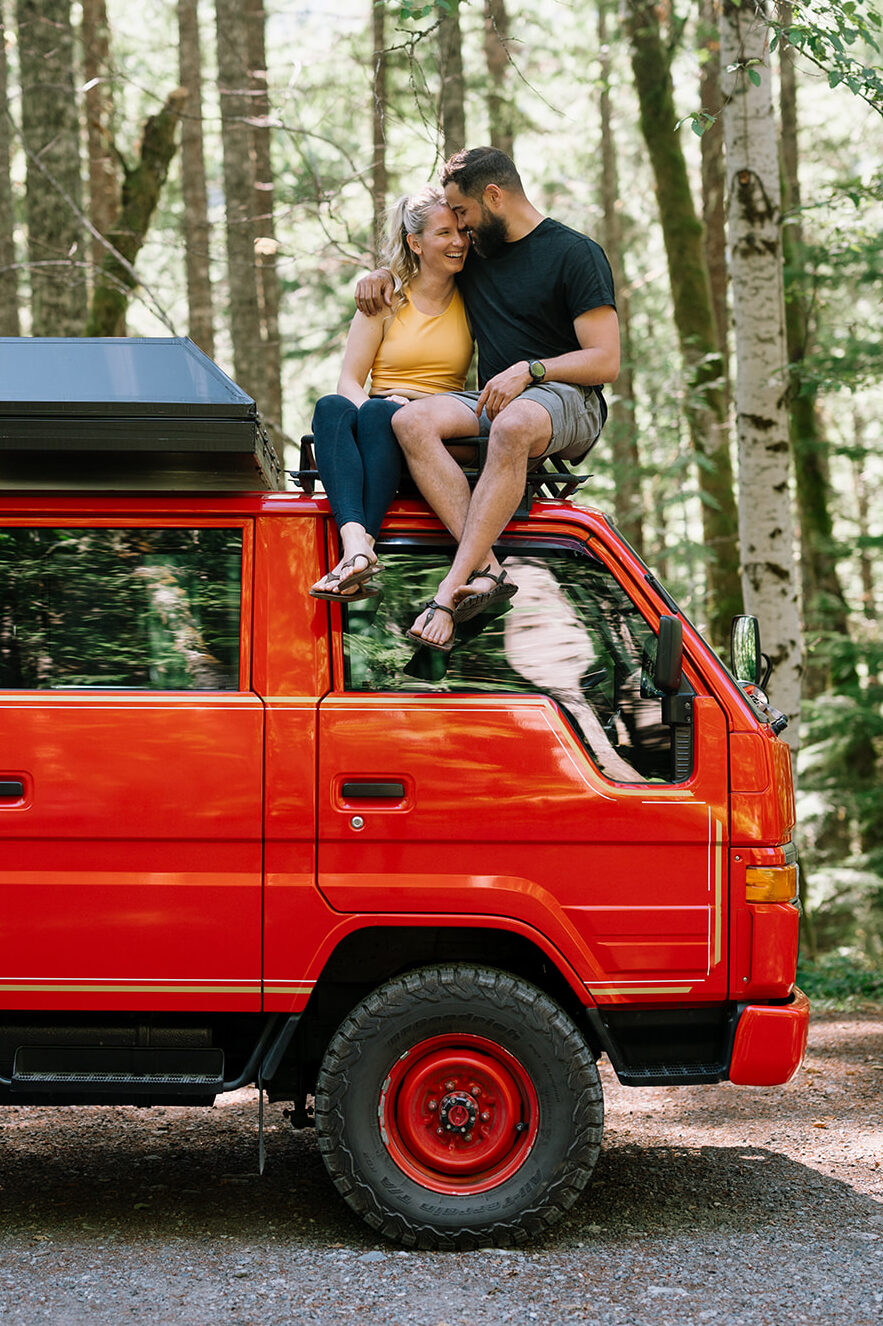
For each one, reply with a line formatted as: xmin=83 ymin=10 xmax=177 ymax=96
xmin=314 ymin=964 xmax=603 ymax=1249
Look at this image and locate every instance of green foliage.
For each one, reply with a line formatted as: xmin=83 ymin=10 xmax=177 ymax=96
xmin=797 ymin=950 xmax=883 ymax=1004
xmin=769 ymin=0 xmax=883 ymax=111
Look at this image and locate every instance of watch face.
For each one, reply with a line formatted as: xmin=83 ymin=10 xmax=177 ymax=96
xmin=530 ymin=361 xmax=545 ymax=381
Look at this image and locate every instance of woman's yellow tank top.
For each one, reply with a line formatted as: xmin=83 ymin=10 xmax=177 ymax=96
xmin=369 ymin=290 xmax=473 ymax=396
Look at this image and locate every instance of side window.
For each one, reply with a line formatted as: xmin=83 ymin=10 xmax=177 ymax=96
xmin=341 ymin=542 xmax=690 ymax=784
xmin=0 ymin=526 xmax=242 ymax=690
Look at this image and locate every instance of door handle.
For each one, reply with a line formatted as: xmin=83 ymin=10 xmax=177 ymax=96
xmin=341 ymin=781 xmax=405 ymax=800
xmin=0 ymin=781 xmax=24 ymax=798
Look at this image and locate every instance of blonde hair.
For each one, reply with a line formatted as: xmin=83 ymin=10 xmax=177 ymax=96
xmin=381 ymin=185 xmax=448 ymax=295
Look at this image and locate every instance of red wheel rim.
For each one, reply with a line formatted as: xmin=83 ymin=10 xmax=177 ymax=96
xmin=378 ymin=1033 xmax=540 ymax=1194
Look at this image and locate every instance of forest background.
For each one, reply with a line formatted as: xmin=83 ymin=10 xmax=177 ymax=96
xmin=1 ymin=0 xmax=881 ymax=990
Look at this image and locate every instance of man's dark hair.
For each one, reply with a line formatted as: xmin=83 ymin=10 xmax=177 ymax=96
xmin=440 ymin=147 xmax=524 ymax=200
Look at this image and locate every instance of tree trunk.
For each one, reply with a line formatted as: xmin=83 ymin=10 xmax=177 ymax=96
xmin=598 ymin=0 xmax=643 ymax=556
xmin=81 ymin=0 xmax=118 ymax=291
xmin=16 ymin=0 xmax=87 ymax=336
xmin=215 ymin=0 xmax=265 ymax=405
xmin=245 ymin=0 xmax=283 ymax=447
xmin=851 ymin=409 xmax=878 ymax=641
xmin=484 ymin=0 xmax=514 ymax=157
xmin=86 ymin=88 xmax=187 ymax=336
xmin=178 ymin=0 xmax=215 ymax=358
xmin=0 ymin=0 xmax=20 ymax=336
xmin=371 ymin=0 xmax=388 ymax=264
xmin=721 ymin=0 xmax=802 ymax=737
xmin=438 ymin=0 xmax=466 ymax=160
xmin=779 ymin=8 xmax=852 ymax=697
xmin=698 ymin=0 xmax=730 ymax=407
xmin=625 ymin=0 xmax=741 ymax=646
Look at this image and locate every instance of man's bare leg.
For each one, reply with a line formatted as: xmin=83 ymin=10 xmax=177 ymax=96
xmin=409 ymin=399 xmax=552 ymax=648
xmin=393 ymin=396 xmax=485 ymax=544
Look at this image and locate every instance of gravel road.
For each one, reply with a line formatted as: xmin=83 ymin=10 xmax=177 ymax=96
xmin=1 ymin=1008 xmax=880 ymax=1326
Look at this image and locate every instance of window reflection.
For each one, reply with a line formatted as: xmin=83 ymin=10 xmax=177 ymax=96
xmin=0 ymin=527 xmax=242 ymax=690
xmin=342 ymin=543 xmax=687 ymax=783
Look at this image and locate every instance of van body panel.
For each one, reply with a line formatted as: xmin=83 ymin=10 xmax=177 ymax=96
xmin=253 ymin=515 xmax=331 ymax=696
xmin=316 ymin=692 xmax=731 ymax=1003
xmin=0 ymin=693 xmax=264 ymax=1011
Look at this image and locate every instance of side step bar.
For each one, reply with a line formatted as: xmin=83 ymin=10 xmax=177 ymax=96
xmin=11 ymin=1045 xmax=225 ymax=1096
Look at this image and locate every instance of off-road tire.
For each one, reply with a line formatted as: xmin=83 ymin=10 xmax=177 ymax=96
xmin=314 ymin=964 xmax=604 ymax=1249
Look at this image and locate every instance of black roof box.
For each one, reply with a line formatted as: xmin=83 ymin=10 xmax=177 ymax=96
xmin=0 ymin=337 xmax=282 ymax=491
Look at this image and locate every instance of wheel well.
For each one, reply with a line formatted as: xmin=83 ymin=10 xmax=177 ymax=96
xmin=281 ymin=926 xmax=594 ymax=1099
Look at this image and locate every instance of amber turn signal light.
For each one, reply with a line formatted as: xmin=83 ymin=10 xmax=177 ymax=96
xmin=745 ymin=864 xmax=798 ymax=903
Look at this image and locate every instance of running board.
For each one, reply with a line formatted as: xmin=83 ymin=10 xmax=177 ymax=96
xmin=11 ymin=1045 xmax=225 ymax=1096
xmin=615 ymin=1063 xmax=727 ymax=1086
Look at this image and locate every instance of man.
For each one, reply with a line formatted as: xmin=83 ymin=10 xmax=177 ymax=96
xmin=355 ymin=147 xmax=619 ymax=651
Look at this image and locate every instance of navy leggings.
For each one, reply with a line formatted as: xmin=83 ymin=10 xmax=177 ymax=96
xmin=311 ymin=395 xmax=403 ymax=541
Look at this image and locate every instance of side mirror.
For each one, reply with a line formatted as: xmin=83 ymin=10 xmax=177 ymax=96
xmin=654 ymin=615 xmax=683 ymax=694
xmin=731 ymin=615 xmax=762 ymax=686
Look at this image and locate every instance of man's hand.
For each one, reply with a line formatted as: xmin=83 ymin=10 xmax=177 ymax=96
xmin=475 ymin=361 xmax=532 ymax=421
xmin=355 ymin=268 xmax=395 ymax=316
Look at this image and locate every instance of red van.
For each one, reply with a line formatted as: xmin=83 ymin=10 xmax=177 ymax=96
xmin=0 ymin=339 xmax=808 ymax=1248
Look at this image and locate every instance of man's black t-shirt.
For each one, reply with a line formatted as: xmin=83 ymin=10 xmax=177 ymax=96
xmin=456 ymin=218 xmax=616 ymax=406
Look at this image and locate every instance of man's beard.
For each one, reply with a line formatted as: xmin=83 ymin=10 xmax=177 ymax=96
xmin=470 ymin=208 xmax=508 ymax=258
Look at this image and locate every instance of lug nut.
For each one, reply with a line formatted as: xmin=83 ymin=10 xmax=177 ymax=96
xmin=427 ymin=1100 xmax=437 ymax=1111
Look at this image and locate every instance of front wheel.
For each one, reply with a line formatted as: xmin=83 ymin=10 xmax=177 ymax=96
xmin=314 ymin=965 xmax=604 ymax=1249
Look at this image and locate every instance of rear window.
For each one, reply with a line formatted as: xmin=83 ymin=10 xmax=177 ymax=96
xmin=0 ymin=526 xmax=242 ymax=690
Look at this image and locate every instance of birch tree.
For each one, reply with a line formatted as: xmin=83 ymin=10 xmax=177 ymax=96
xmin=720 ymin=0 xmax=802 ymax=732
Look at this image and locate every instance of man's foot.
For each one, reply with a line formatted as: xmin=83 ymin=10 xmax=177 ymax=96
xmin=407 ymin=599 xmax=456 ymax=653
xmin=452 ymin=566 xmax=518 ymax=622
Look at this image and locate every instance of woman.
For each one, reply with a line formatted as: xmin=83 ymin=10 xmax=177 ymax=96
xmin=309 ymin=186 xmax=473 ymax=601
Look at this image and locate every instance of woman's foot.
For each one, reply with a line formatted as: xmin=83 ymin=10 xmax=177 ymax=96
xmin=310 ymin=551 xmax=381 ymax=599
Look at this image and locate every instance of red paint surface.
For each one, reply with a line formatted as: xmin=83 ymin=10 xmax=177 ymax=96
xmin=0 ymin=491 xmax=805 ymax=1081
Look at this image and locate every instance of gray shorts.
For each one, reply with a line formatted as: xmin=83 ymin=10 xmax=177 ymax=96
xmin=445 ymin=383 xmax=604 ymax=462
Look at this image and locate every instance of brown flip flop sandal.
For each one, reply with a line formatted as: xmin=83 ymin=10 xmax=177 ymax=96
xmin=309 ymin=583 xmax=381 ymax=603
xmin=452 ymin=567 xmax=518 ymax=623
xmin=406 ymin=600 xmax=456 ymax=654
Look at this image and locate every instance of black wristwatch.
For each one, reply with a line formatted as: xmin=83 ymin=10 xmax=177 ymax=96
xmin=528 ymin=359 xmax=547 ymax=383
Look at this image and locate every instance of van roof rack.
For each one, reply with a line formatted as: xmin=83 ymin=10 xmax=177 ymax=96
xmin=0 ymin=337 xmax=282 ymax=491
xmin=291 ymin=433 xmax=588 ymax=515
